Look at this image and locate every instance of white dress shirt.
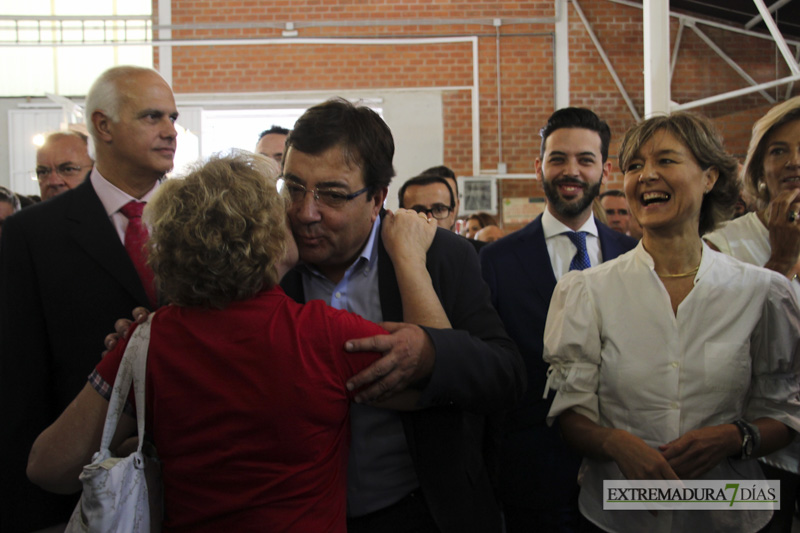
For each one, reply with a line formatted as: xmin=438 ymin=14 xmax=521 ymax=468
xmin=544 ymin=242 xmax=800 ymax=533
xmin=542 ymin=207 xmax=602 ymax=281
xmin=90 ymin=168 xmax=161 ymax=244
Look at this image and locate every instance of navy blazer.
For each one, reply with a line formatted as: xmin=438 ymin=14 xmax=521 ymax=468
xmin=281 ymin=214 xmax=525 ymax=533
xmin=479 ymin=215 xmax=637 ymax=516
xmin=0 ymin=178 xmax=152 ymax=532
xmin=480 ymin=214 xmax=637 ymax=429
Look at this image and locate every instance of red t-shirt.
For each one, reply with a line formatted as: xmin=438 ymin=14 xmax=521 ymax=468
xmin=94 ymin=286 xmax=386 ymax=532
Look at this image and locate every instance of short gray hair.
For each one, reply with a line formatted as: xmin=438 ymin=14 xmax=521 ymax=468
xmin=84 ymin=66 xmax=162 ymax=139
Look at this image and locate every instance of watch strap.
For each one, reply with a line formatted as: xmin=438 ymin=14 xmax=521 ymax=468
xmin=732 ymin=419 xmax=760 ymax=459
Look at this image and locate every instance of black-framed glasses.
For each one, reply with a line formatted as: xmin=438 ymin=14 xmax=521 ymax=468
xmin=35 ymin=163 xmax=86 ymax=182
xmin=409 ymin=203 xmax=453 ymax=220
xmin=283 ymin=180 xmax=370 ymax=208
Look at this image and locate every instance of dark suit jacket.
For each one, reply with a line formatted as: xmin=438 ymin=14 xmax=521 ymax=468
xmin=0 ymin=179 xmax=152 ymax=532
xmin=281 ymin=216 xmax=525 ymax=533
xmin=479 ymin=214 xmax=637 ymax=511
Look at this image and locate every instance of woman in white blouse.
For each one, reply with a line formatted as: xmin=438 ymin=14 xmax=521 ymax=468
xmin=543 ymin=112 xmax=800 ymax=533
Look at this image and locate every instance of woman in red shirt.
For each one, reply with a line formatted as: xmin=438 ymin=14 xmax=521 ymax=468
xmin=26 ymin=151 xmax=445 ymax=532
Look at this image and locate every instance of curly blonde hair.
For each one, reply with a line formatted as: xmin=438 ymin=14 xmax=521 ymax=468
xmin=144 ymin=151 xmax=287 ymax=309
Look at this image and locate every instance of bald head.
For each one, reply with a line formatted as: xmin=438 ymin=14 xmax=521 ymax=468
xmin=35 ymin=132 xmax=93 ymax=200
xmin=87 ymin=66 xmax=178 ymax=197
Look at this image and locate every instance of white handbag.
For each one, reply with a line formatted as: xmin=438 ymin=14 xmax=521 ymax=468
xmin=66 ymin=315 xmax=163 ymax=533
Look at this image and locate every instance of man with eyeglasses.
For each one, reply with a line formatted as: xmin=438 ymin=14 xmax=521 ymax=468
xmin=397 ymin=174 xmax=457 ymax=231
xmin=279 ymin=97 xmax=524 ymax=533
xmin=0 ymin=65 xmax=177 ymax=532
xmin=35 ymin=130 xmax=94 ymax=201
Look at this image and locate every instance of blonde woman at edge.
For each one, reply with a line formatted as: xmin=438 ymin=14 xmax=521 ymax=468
xmin=704 ymin=95 xmax=800 ymax=532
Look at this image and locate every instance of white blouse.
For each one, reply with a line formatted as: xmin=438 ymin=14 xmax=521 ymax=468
xmin=544 ymin=242 xmax=800 ymax=533
xmin=705 ymin=212 xmax=800 ymax=474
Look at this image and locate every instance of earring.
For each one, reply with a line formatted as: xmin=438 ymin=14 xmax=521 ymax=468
xmin=758 ymin=181 xmax=767 ymax=193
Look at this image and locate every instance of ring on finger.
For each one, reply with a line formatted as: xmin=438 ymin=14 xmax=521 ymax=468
xmin=789 ymin=211 xmax=799 ymax=223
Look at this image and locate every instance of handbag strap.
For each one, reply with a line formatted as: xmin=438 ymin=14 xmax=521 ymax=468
xmin=99 ymin=314 xmax=153 ymax=455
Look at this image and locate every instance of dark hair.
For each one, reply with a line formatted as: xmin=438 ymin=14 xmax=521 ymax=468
xmin=258 ymin=125 xmax=290 ymax=140
xmin=420 ymin=165 xmax=457 ymax=195
xmin=398 ymin=174 xmax=455 ymax=208
xmin=618 ymin=112 xmax=740 ymax=236
xmin=599 ymin=189 xmax=626 ymax=199
xmin=0 ymin=186 xmax=21 ymax=212
xmin=468 ymin=212 xmax=497 ymax=228
xmin=421 ymin=165 xmax=455 ymax=179
xmin=540 ymin=107 xmax=611 ymax=162
xmin=287 ymin=98 xmax=395 ymax=197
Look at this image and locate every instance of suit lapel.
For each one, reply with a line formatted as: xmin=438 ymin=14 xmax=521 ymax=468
xmin=513 ymin=216 xmax=558 ymax=303
xmin=280 ymin=269 xmax=306 ymax=303
xmin=65 ymin=180 xmax=150 ymax=306
xmin=597 ymin=221 xmax=633 ymax=260
xmin=376 ymin=212 xmax=403 ymax=322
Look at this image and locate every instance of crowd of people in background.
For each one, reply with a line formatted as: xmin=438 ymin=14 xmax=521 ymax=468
xmin=1 ymin=63 xmax=800 ymax=533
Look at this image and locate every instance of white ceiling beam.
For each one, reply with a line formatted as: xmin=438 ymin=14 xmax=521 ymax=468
xmin=687 ymin=22 xmax=775 ymax=103
xmin=573 ymin=0 xmax=640 ymax=121
xmin=643 ymin=0 xmax=671 ymax=117
xmin=752 ymin=0 xmax=800 ymax=75
xmin=744 ymin=0 xmax=791 ymax=30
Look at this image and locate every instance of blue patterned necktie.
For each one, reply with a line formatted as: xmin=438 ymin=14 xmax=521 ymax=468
xmin=565 ymin=231 xmax=591 ymax=271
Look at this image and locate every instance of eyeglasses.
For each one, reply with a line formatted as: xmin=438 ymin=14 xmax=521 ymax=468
xmin=35 ymin=163 xmax=86 ymax=182
xmin=409 ymin=203 xmax=453 ymax=220
xmin=604 ymin=209 xmax=629 ymax=216
xmin=283 ymin=180 xmax=370 ymax=208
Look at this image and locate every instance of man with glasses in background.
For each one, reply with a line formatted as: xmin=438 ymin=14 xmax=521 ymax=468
xmin=397 ymin=173 xmax=457 ymax=231
xmin=35 ymin=130 xmax=94 ymax=201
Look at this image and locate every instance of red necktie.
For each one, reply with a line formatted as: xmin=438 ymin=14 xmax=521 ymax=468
xmin=120 ymin=201 xmax=157 ymax=307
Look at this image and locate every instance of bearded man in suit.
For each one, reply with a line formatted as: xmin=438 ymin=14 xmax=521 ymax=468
xmin=480 ymin=107 xmax=637 ymax=533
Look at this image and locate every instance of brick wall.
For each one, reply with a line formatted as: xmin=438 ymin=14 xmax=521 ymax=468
xmin=157 ymin=0 xmax=800 ymax=232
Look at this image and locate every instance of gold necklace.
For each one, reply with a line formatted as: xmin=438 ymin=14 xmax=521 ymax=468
xmin=657 ymin=265 xmax=700 ymax=278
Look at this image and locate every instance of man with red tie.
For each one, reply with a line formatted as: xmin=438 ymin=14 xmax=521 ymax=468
xmin=0 ymin=65 xmax=178 ymax=532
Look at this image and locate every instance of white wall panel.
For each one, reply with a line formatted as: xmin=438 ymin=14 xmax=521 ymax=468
xmin=7 ymin=109 xmax=62 ymax=196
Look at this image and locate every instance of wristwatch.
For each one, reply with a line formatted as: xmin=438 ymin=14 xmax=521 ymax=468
xmin=732 ymin=419 xmax=761 ymax=460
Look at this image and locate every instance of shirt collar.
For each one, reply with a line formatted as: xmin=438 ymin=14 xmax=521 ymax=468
xmin=296 ymin=215 xmax=381 ymax=280
xmin=542 ymin=207 xmax=599 ymax=239
xmin=90 ymin=167 xmax=161 ymax=218
xmin=633 ymin=239 xmax=715 ymax=282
